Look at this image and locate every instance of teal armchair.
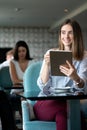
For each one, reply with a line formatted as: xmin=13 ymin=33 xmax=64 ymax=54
xmin=0 ymin=66 xmax=13 ymax=93
xmin=22 ymin=61 xmax=56 ymax=130
xmin=0 ymin=66 xmax=21 ymax=116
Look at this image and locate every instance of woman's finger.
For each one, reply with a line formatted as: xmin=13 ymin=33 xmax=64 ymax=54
xmin=66 ymin=60 xmax=72 ymax=68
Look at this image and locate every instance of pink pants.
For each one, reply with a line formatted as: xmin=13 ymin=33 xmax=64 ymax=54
xmin=34 ymin=100 xmax=67 ymax=130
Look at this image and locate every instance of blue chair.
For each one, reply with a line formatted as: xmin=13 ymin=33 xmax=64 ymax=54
xmin=0 ymin=66 xmax=21 ymax=118
xmin=0 ymin=66 xmax=13 ymax=93
xmin=80 ymin=99 xmax=87 ymax=127
xmin=22 ymin=61 xmax=56 ymax=130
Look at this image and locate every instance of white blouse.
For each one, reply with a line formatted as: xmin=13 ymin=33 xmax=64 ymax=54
xmin=12 ymin=60 xmax=30 ymax=80
xmin=10 ymin=59 xmax=30 ymax=94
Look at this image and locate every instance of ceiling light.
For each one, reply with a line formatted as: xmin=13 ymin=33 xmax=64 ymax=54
xmin=14 ymin=8 xmax=23 ymax=12
xmin=64 ymin=8 xmax=69 ymax=13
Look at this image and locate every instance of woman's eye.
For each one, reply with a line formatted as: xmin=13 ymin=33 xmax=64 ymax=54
xmin=61 ymin=31 xmax=73 ymax=35
xmin=69 ymin=31 xmax=73 ymax=35
xmin=61 ymin=31 xmax=65 ymax=34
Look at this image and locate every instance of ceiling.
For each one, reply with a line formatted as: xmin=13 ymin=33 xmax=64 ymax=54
xmin=0 ymin=0 xmax=87 ymax=30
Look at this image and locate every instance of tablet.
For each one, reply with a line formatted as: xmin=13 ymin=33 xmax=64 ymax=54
xmin=50 ymin=51 xmax=72 ymax=76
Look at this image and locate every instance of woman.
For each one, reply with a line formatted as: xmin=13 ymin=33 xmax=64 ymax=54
xmin=33 ymin=19 xmax=87 ymax=130
xmin=0 ymin=49 xmax=14 ymax=69
xmin=9 ymin=40 xmax=33 ymax=128
xmin=10 ymin=40 xmax=32 ymax=87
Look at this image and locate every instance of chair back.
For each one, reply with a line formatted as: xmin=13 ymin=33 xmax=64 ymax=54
xmin=23 ymin=61 xmax=42 ymax=92
xmin=0 ymin=66 xmax=13 ymax=93
xmin=22 ymin=61 xmax=56 ymax=130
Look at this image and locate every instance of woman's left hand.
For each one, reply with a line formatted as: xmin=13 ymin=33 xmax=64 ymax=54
xmin=59 ymin=60 xmax=78 ymax=80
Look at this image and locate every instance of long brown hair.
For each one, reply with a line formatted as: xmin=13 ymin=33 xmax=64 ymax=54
xmin=14 ymin=40 xmax=33 ymax=61
xmin=58 ymin=19 xmax=84 ymax=60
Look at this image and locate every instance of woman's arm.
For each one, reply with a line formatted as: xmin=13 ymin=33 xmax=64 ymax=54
xmin=9 ymin=61 xmax=23 ymax=84
xmin=40 ymin=53 xmax=50 ymax=84
xmin=59 ymin=60 xmax=86 ymax=88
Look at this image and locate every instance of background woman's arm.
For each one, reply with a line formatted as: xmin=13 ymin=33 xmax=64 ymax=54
xmin=9 ymin=61 xmax=23 ymax=84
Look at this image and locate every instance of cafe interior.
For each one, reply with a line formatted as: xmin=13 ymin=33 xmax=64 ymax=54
xmin=0 ymin=0 xmax=87 ymax=130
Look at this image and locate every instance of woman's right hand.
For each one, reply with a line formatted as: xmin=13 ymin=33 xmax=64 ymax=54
xmin=44 ymin=53 xmax=50 ymax=66
xmin=41 ymin=52 xmax=50 ymax=84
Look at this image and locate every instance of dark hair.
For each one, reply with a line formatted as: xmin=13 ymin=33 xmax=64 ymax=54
xmin=58 ymin=19 xmax=84 ymax=60
xmin=14 ymin=40 xmax=32 ymax=61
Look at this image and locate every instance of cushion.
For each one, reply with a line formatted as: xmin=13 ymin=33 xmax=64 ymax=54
xmin=27 ymin=102 xmax=36 ymax=121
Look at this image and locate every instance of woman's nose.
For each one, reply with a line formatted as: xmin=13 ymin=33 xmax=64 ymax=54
xmin=65 ymin=33 xmax=69 ymax=38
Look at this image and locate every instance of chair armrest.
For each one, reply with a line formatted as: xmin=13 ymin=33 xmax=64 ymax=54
xmin=21 ymin=100 xmax=36 ymax=122
xmin=21 ymin=100 xmax=30 ymax=122
xmin=80 ymin=99 xmax=87 ymax=118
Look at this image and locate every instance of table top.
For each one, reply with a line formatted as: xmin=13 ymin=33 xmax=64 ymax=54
xmin=18 ymin=89 xmax=87 ymax=100
xmin=3 ymin=83 xmax=24 ymax=90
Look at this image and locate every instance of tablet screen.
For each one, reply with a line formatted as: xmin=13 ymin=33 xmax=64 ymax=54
xmin=50 ymin=51 xmax=72 ymax=76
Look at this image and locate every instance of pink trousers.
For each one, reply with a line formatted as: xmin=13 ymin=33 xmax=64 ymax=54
xmin=34 ymin=100 xmax=67 ymax=130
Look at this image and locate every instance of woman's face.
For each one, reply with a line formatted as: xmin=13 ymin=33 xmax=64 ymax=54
xmin=60 ymin=24 xmax=74 ymax=49
xmin=18 ymin=46 xmax=27 ymax=60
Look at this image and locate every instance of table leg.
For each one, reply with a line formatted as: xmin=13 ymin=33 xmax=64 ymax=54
xmin=67 ymin=100 xmax=81 ymax=130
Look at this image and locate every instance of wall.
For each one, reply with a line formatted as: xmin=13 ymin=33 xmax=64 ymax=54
xmin=0 ymin=27 xmax=58 ymax=61
xmin=0 ymin=27 xmax=87 ymax=61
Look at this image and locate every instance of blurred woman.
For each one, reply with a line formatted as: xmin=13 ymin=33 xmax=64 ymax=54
xmin=10 ymin=40 xmax=32 ymax=88
xmin=9 ymin=40 xmax=33 ymax=128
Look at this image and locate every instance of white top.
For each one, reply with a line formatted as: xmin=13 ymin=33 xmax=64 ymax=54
xmin=0 ymin=60 xmax=10 ymax=69
xmin=37 ymin=49 xmax=87 ymax=94
xmin=12 ymin=59 xmax=30 ymax=80
xmin=0 ymin=57 xmax=13 ymax=69
xmin=11 ymin=59 xmax=31 ymax=94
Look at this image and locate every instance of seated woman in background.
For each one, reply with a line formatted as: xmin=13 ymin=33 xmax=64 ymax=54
xmin=10 ymin=40 xmax=33 ymax=93
xmin=9 ymin=40 xmax=33 ymax=126
xmin=0 ymin=49 xmax=14 ymax=69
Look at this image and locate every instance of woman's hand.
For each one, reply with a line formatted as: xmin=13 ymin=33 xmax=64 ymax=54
xmin=41 ymin=52 xmax=51 ymax=84
xmin=44 ymin=53 xmax=50 ymax=66
xmin=59 ymin=60 xmax=84 ymax=88
xmin=59 ymin=60 xmax=78 ymax=80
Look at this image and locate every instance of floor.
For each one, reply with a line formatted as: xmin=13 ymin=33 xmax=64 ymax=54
xmin=15 ymin=111 xmax=22 ymax=129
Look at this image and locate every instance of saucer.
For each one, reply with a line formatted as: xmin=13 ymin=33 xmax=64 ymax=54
xmin=50 ymin=86 xmax=71 ymax=93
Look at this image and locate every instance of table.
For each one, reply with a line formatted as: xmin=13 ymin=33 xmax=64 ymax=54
xmin=19 ymin=89 xmax=87 ymax=130
xmin=4 ymin=83 xmax=24 ymax=90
